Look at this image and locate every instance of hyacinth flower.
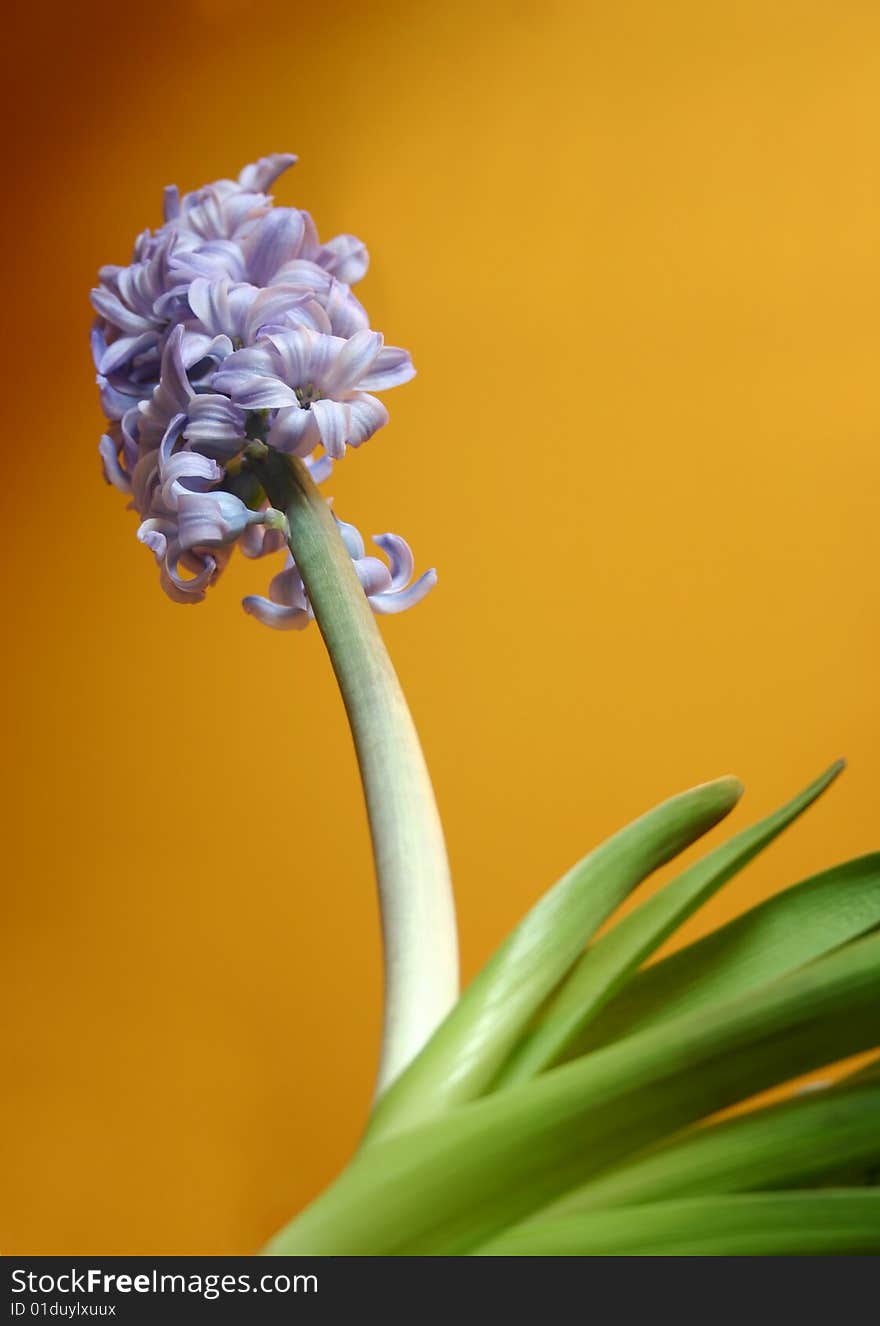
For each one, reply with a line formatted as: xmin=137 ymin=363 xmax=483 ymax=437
xmin=214 ymin=327 xmax=414 ymax=458
xmin=95 ymin=157 xmax=880 ymax=1256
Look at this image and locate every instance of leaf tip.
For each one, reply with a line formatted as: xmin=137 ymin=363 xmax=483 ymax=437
xmin=716 ymin=774 xmax=746 ymax=806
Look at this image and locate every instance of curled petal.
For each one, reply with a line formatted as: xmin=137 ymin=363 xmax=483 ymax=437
xmin=354 ymin=555 xmax=393 ymax=597
xmin=98 ymin=331 xmax=158 ymax=376
xmin=98 ymin=375 xmax=143 ymax=421
xmin=153 ymin=285 xmax=191 ymax=321
xmin=163 ymin=185 xmax=180 ymax=222
xmin=158 ymin=414 xmax=188 ymax=467
xmin=359 ymin=345 xmax=416 ymax=391
xmin=311 ymin=398 xmax=351 ymax=458
xmin=168 ymin=239 xmax=247 ymax=288
xmin=175 ymin=490 xmax=262 ymax=550
xmin=244 ymin=209 xmax=306 ymax=285
xmin=212 ymin=340 xmax=278 ymax=378
xmin=99 ymin=434 xmax=132 ymax=494
xmin=90 ymin=323 xmax=108 ymax=371
xmin=239 ymin=522 xmax=289 ymax=559
xmin=137 ymin=517 xmax=175 ymax=559
xmin=160 ymin=545 xmax=219 ymax=603
xmin=159 ymin=451 xmax=223 ymax=509
xmin=179 ymin=329 xmax=234 ymax=369
xmin=212 ymin=338 xmax=303 ymax=406
xmin=244 ymin=285 xmax=325 ymax=341
xmin=371 ymin=568 xmax=438 ymax=614
xmin=322 ymin=280 xmax=370 ymax=337
xmin=138 ymin=328 xmax=193 ymax=449
xmin=319 ymin=233 xmax=369 ymax=284
xmin=187 ymin=276 xmax=232 ymax=332
xmin=324 ymin=328 xmax=383 ymax=394
xmin=179 ymin=186 xmax=268 ymax=242
xmin=347 ymin=392 xmax=389 ymax=446
xmin=267 ymin=258 xmax=334 ymax=292
xmin=242 ymin=596 xmax=311 ymax=629
xmin=131 ymin=451 xmax=160 ymax=516
xmin=118 ymin=408 xmax=140 ymax=468
xmin=90 ymin=286 xmax=153 ymax=335
xmin=237 ymin=153 xmax=297 ymax=193
xmin=334 ymin=516 xmax=366 ymax=560
xmin=221 ymin=376 xmax=298 ymax=410
xmin=298 ymin=211 xmax=322 ymax=261
xmin=266 ymin=326 xmax=339 ymax=385
xmin=267 ymin=404 xmax=320 ymax=455
xmin=160 ymin=575 xmax=206 ymax=604
xmin=184 ymin=394 xmax=247 ymax=457
xmin=372 ymin=533 xmax=414 ymax=591
xmin=268 ymin=559 xmax=309 ymax=609
xmin=259 ymin=302 xmax=332 ymax=337
xmin=304 ymin=451 xmax=333 ymax=485
xmin=243 ymin=554 xmax=311 ymax=630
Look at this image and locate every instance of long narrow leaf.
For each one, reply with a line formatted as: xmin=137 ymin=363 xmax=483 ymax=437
xmin=563 ymin=852 xmax=880 ymax=1059
xmin=526 ymin=1079 xmax=880 ymax=1216
xmin=473 ymin=1191 xmax=880 ymax=1255
xmin=496 ymin=762 xmax=843 ymax=1085
xmin=267 ymin=931 xmax=880 ymax=1254
xmin=367 ymin=777 xmax=742 ymax=1139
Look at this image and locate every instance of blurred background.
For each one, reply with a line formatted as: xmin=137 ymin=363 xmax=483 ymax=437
xmin=3 ymin=0 xmax=879 ymax=1253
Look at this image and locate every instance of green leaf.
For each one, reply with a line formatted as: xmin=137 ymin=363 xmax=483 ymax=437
xmin=495 ymin=762 xmax=844 ymax=1086
xmin=528 ymin=1078 xmax=880 ymax=1215
xmin=472 ymin=1191 xmax=880 ymax=1255
xmin=266 ymin=931 xmax=880 ymax=1255
xmin=565 ymin=851 xmax=880 ymax=1059
xmin=367 ymin=776 xmax=743 ymax=1140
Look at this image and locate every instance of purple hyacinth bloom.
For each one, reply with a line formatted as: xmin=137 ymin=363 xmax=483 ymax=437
xmin=94 ymin=154 xmax=430 ymax=626
xmin=91 ymin=153 xmax=370 ymax=411
xmin=213 ymin=327 xmax=415 ymax=459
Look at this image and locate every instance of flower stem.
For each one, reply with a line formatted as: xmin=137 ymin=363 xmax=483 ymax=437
xmin=253 ymin=447 xmax=458 ymax=1094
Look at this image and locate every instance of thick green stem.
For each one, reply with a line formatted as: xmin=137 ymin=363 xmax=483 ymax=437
xmin=254 ymin=448 xmax=458 ymax=1094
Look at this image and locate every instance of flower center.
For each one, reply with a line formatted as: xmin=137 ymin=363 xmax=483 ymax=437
xmin=245 ymin=409 xmax=270 ymax=441
xmin=295 ymin=381 xmax=320 ymax=410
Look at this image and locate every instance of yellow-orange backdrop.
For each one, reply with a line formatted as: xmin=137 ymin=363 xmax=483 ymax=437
xmin=3 ymin=0 xmax=879 ymax=1253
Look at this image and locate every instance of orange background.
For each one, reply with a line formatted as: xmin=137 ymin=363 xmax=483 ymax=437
xmin=3 ymin=0 xmax=879 ymax=1253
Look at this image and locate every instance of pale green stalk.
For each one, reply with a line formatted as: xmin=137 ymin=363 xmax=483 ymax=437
xmin=252 ymin=447 xmax=458 ymax=1094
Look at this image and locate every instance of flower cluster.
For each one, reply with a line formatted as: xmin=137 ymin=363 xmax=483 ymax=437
xmin=93 ymin=154 xmax=433 ymax=623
